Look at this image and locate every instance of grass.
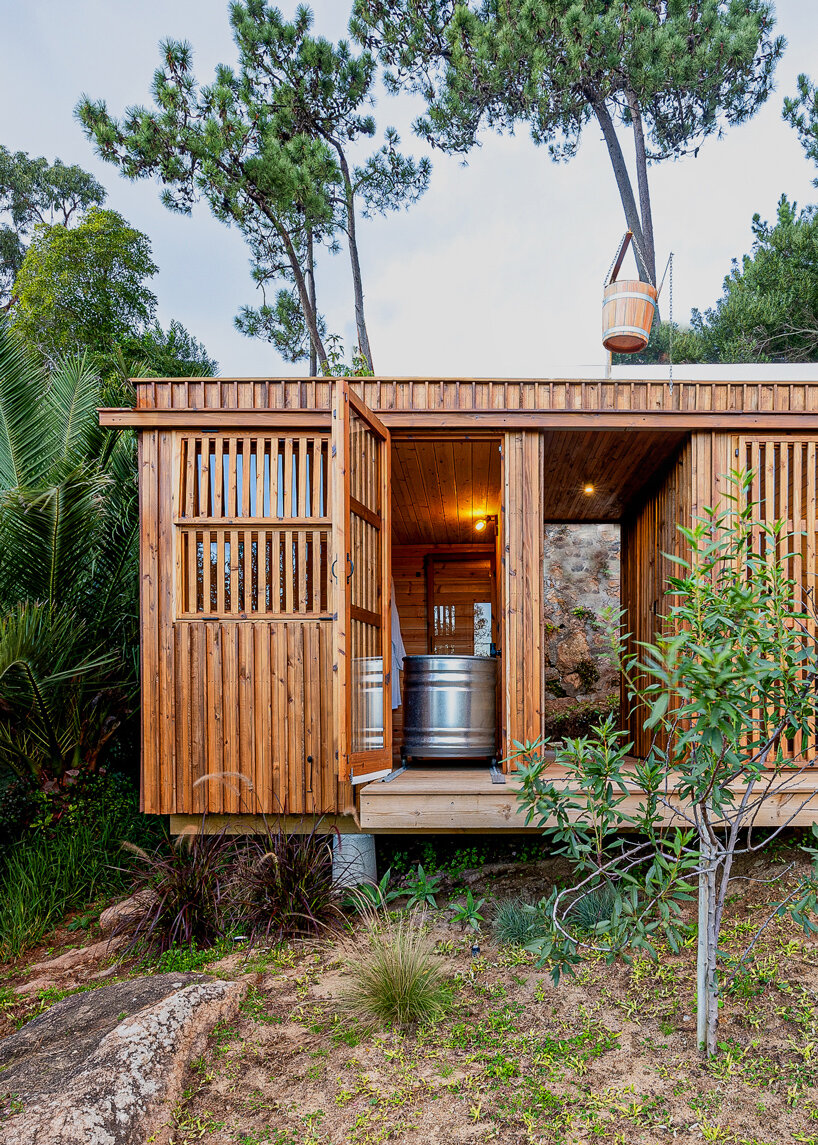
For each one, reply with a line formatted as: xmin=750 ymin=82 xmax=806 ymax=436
xmin=0 ymin=818 xmax=131 ymax=958
xmin=491 ymin=896 xmax=547 ymax=946
xmin=338 ymin=912 xmax=451 ymax=1031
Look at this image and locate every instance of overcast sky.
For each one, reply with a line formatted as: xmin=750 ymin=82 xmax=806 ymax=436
xmin=4 ymin=1 xmax=818 ymax=377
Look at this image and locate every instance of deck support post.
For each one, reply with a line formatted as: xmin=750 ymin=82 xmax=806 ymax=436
xmin=332 ymin=833 xmax=377 ymax=887
xmin=502 ymin=431 xmax=545 ymax=766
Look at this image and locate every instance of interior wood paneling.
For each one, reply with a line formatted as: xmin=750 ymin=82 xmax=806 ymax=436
xmin=391 ymin=544 xmax=497 ymax=768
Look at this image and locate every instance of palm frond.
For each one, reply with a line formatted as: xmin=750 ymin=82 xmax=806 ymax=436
xmin=45 ymin=353 xmax=104 ymax=475
xmin=0 ymin=468 xmax=110 ymax=608
xmin=0 ymin=317 xmax=51 ymax=491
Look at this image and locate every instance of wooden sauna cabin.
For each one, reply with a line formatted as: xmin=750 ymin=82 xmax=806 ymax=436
xmin=99 ymin=367 xmax=818 ymax=835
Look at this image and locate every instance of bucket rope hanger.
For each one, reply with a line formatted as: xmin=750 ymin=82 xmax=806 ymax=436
xmin=602 ymin=232 xmax=674 ymax=393
xmin=601 ymin=230 xmax=658 ymax=355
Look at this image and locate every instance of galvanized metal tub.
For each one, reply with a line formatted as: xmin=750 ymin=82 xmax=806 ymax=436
xmin=402 ymin=655 xmax=497 ymax=761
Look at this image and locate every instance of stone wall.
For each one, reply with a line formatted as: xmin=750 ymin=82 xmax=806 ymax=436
xmin=543 ymin=524 xmax=620 ymax=724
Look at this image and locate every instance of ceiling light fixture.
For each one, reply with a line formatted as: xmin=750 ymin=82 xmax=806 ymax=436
xmin=583 ymin=483 xmax=595 ymax=495
xmin=474 ymin=514 xmax=497 ymax=533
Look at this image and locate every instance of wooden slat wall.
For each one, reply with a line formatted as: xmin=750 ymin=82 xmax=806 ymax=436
xmin=620 ymin=439 xmax=694 ymax=757
xmin=141 ymin=423 xmax=343 ymax=817
xmin=134 ymin=377 xmax=818 ymax=416
xmin=503 ymin=431 xmax=545 ymax=763
xmin=739 ymin=435 xmax=818 ymax=763
xmin=621 ymin=431 xmax=746 ymax=758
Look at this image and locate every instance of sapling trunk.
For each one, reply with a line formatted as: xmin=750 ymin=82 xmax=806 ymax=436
xmin=696 ymin=833 xmax=719 ymax=1056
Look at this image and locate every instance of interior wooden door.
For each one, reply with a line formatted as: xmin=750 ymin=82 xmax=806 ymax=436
xmin=332 ymin=380 xmax=392 ymax=783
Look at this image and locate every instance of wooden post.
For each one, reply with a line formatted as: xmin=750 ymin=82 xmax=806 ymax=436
xmin=502 ymin=430 xmax=545 ymax=766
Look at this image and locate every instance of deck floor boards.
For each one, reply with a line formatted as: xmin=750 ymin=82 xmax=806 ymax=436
xmin=358 ymin=765 xmax=818 ymax=832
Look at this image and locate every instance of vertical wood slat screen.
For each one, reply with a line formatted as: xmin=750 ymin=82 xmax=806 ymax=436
xmin=348 ymin=405 xmax=385 ymax=756
xmin=175 ymin=433 xmax=330 ymax=619
xmin=621 ymin=440 xmax=693 ymax=759
xmin=740 ymin=436 xmax=818 ymax=764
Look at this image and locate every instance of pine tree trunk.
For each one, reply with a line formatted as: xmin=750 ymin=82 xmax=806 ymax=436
xmin=336 ymin=149 xmax=374 ymax=372
xmin=625 ymin=91 xmax=657 ymax=287
xmin=250 ymin=192 xmax=328 ymax=371
xmin=306 ymin=227 xmax=317 ymax=377
xmin=591 ymin=97 xmax=653 ymax=286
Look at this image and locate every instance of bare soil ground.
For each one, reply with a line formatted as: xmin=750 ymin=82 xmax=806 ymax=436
xmin=3 ymin=849 xmax=818 ymax=1144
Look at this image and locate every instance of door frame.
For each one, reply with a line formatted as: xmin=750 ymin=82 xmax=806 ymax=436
xmin=333 ymin=380 xmax=393 ymax=783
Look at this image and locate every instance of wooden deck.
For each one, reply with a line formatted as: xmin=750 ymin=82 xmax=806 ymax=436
xmin=358 ymin=765 xmax=818 ymax=833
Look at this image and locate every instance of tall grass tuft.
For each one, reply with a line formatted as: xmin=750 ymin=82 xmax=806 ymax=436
xmin=228 ymin=820 xmax=342 ymax=944
xmin=338 ymin=913 xmax=450 ymax=1031
xmin=115 ymin=828 xmax=233 ymax=956
xmin=568 ymin=882 xmax=618 ymax=934
xmin=0 ymin=818 xmax=130 ymax=958
xmin=491 ymin=897 xmax=547 ymax=947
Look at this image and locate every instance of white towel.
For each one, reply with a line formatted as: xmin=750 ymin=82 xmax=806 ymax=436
xmin=391 ymin=581 xmax=406 ymax=709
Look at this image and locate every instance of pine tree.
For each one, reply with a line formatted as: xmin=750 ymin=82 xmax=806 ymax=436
xmin=352 ymin=0 xmax=783 ymax=287
xmin=77 ymin=3 xmax=431 ymax=372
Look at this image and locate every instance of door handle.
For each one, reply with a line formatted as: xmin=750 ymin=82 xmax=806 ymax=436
xmin=346 ymin=554 xmax=354 ymax=583
xmin=330 ymin=556 xmax=338 ymax=584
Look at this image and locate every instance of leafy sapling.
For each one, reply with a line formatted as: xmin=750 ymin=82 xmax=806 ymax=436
xmin=514 ymin=473 xmax=818 ymax=1056
xmin=344 ymin=868 xmax=401 ymax=913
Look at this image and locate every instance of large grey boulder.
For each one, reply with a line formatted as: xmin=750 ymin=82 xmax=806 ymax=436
xmin=0 ymin=972 xmax=244 ymax=1144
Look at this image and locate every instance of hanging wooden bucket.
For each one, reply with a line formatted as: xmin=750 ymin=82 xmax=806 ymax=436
xmin=602 ymin=278 xmax=657 ymax=353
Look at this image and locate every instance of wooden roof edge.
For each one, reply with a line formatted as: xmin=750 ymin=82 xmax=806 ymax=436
xmin=99 ymin=407 xmax=818 ymax=431
xmin=129 ymin=372 xmax=818 ymax=385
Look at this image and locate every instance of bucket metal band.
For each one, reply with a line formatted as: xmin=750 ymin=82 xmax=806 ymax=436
xmin=602 ymin=291 xmax=656 ymax=304
xmin=603 ymin=324 xmax=653 ymax=338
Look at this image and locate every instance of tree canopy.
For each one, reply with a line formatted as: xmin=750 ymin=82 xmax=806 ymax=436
xmin=12 ymin=207 xmax=159 ymax=363
xmin=77 ymin=2 xmax=431 ymax=373
xmin=352 ymin=0 xmax=783 ymax=287
xmin=0 ymin=147 xmax=106 ymax=307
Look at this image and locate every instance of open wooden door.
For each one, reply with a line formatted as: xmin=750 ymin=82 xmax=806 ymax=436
xmin=332 ymin=380 xmax=392 ymax=784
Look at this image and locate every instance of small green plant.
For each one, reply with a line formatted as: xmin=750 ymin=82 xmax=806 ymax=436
xmin=403 ymin=864 xmax=441 ymax=909
xmin=574 ymin=657 xmax=600 ymax=691
xmin=338 ymin=913 xmax=450 ymax=1030
xmin=492 ymin=897 xmax=546 ymax=946
xmin=451 ymin=889 xmax=485 ymax=932
xmin=343 ymin=869 xmax=401 ymax=913
xmin=571 ymin=606 xmax=600 ymax=628
xmin=568 ymin=883 xmax=617 ymax=934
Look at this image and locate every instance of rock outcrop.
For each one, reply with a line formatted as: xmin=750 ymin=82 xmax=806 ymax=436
xmin=0 ymin=972 xmax=244 ymax=1144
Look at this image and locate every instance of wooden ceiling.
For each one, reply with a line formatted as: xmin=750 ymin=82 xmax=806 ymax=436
xmin=540 ymin=430 xmax=689 ymax=520
xmin=390 ymin=431 xmax=688 ymax=544
xmin=392 ymin=439 xmax=501 ymax=545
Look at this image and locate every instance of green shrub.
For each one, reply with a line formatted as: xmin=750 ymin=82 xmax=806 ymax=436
xmin=116 ymin=829 xmax=233 ymax=956
xmin=228 ymin=821 xmax=342 ymax=944
xmin=339 ymin=914 xmax=450 ymax=1031
xmin=492 ymin=897 xmax=547 ymax=947
xmin=0 ymin=818 xmax=130 ymax=958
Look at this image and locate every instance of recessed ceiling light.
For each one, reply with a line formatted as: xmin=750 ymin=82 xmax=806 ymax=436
xmin=583 ymin=483 xmax=595 ymax=495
